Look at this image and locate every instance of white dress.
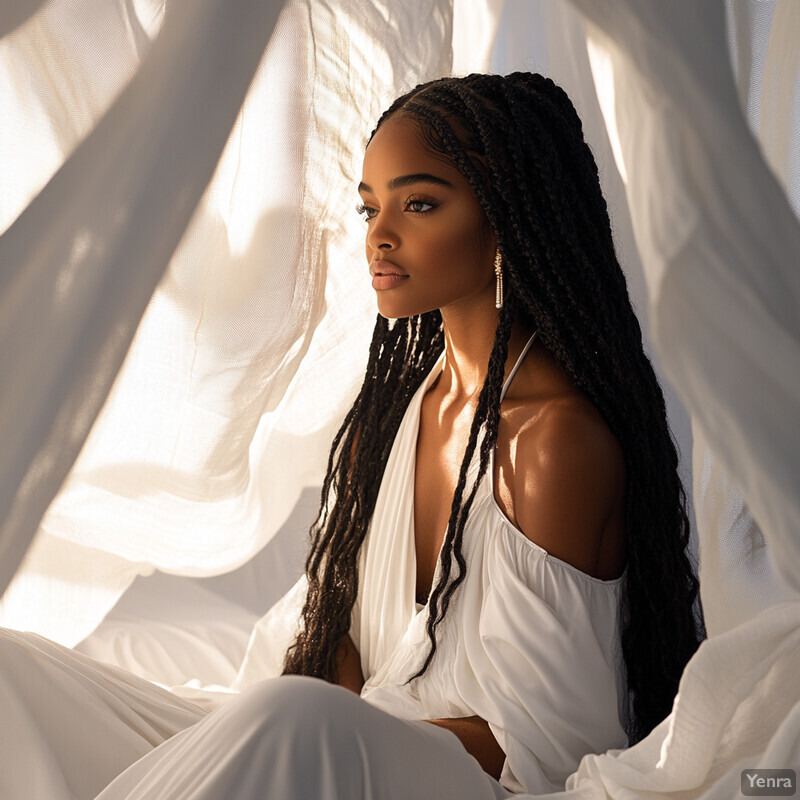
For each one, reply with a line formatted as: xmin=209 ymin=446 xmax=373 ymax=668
xmin=0 ymin=340 xmax=627 ymax=799
xmin=351 ymin=341 xmax=628 ymax=793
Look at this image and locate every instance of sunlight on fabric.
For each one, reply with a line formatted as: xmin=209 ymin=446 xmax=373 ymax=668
xmin=0 ymin=0 xmax=164 ymax=236
xmin=0 ymin=533 xmax=148 ymax=644
xmin=586 ymin=37 xmax=628 ymax=185
xmin=55 ymin=230 xmax=96 ymax=302
xmin=1 ymin=0 xmax=455 ymax=645
xmin=1 ymin=298 xmax=161 ymax=641
xmin=128 ymin=0 xmax=164 ymax=40
xmin=453 ymin=0 xmax=505 ymax=75
xmin=0 ymin=38 xmax=62 ymax=234
xmin=207 ymin=43 xmax=300 ymax=260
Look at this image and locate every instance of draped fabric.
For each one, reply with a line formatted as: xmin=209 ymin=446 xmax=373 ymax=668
xmin=0 ymin=0 xmax=290 ymax=636
xmin=0 ymin=0 xmax=457 ymax=644
xmin=1 ymin=0 xmax=799 ymax=795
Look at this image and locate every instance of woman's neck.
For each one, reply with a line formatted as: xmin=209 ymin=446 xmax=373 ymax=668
xmin=439 ymin=299 xmax=535 ymax=401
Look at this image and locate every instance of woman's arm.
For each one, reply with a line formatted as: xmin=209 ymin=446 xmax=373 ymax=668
xmin=333 ymin=632 xmax=365 ymax=694
xmin=334 ymin=633 xmax=503 ymax=776
xmin=332 ymin=635 xmax=503 ymax=777
xmin=425 ymin=716 xmax=505 ymax=779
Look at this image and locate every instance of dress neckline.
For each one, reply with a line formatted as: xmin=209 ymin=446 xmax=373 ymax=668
xmin=411 ymin=331 xmax=539 ymax=611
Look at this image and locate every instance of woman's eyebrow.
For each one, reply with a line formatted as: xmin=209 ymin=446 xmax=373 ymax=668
xmin=358 ymin=173 xmax=455 ymax=194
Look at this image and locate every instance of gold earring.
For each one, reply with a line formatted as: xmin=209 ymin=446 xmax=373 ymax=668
xmin=494 ymin=249 xmax=503 ymax=310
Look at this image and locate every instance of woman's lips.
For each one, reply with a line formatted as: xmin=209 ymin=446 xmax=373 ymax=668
xmin=371 ymin=273 xmax=409 ymax=290
xmin=370 ymin=261 xmax=409 ymax=291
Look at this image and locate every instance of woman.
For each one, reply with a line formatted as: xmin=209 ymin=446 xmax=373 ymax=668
xmin=1 ymin=73 xmax=702 ymax=799
xmin=273 ymin=72 xmax=702 ymax=792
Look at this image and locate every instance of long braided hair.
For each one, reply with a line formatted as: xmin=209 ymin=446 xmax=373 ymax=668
xmin=283 ymin=72 xmax=703 ymax=744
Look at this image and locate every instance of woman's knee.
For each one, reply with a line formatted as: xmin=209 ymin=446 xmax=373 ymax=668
xmin=233 ymin=675 xmax=364 ymax=739
xmin=214 ymin=675 xmax=370 ymax=788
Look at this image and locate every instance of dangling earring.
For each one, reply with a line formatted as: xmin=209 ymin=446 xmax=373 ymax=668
xmin=494 ymin=249 xmax=503 ymax=310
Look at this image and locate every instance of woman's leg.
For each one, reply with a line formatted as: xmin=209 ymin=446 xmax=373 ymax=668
xmin=97 ymin=675 xmax=513 ymax=800
xmin=0 ymin=628 xmax=206 ymax=800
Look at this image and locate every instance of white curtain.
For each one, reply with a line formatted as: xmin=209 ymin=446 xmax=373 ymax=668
xmin=0 ymin=0 xmax=291 ymax=638
xmin=0 ymin=0 xmax=459 ymax=644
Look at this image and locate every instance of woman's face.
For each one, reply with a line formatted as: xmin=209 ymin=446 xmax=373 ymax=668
xmin=358 ymin=115 xmax=496 ymax=319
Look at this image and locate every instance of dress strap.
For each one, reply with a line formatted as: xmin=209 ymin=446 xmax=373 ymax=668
xmin=500 ymin=331 xmax=538 ymax=402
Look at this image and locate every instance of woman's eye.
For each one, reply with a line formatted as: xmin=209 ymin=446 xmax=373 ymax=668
xmin=356 ymin=203 xmax=378 ymax=220
xmin=405 ymin=199 xmax=435 ymax=213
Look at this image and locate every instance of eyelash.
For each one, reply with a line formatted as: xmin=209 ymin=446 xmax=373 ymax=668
xmin=355 ymin=203 xmax=376 ymax=220
xmin=406 ymin=198 xmax=436 ymax=214
xmin=355 ymin=198 xmax=437 ymax=220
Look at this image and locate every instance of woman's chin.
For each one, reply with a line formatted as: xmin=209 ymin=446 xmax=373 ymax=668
xmin=376 ymin=299 xmax=412 ymax=320
xmin=376 ymin=296 xmax=440 ymax=321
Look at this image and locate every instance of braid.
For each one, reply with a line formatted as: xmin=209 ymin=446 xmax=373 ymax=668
xmin=284 ymin=72 xmax=703 ymax=744
xmin=283 ymin=312 xmax=444 ymax=680
xmin=410 ymin=293 xmax=517 ymax=680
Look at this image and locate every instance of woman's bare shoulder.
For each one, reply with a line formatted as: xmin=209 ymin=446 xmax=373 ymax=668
xmin=497 ymin=391 xmax=626 ymax=577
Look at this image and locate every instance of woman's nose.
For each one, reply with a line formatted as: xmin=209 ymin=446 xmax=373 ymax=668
xmin=365 ymin=211 xmax=400 ymax=252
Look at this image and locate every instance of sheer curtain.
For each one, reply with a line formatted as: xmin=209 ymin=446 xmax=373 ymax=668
xmin=0 ymin=0 xmax=290 ymax=640
xmin=0 ymin=0 xmax=458 ymax=644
